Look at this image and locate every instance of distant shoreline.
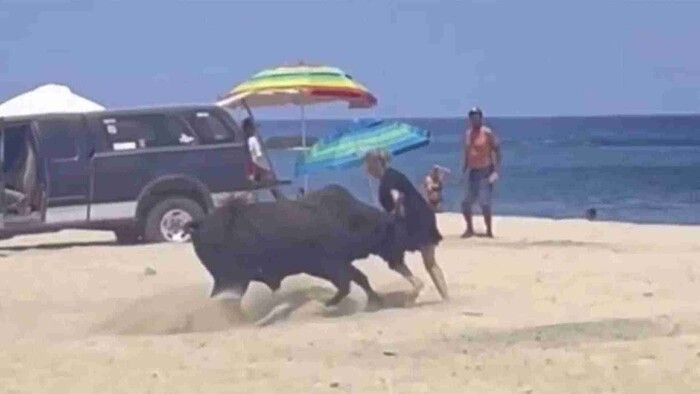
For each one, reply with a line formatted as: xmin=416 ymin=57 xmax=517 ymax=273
xmin=435 ymin=211 xmax=700 ymax=227
xmin=264 ymin=136 xmax=318 ymax=150
xmin=264 ymin=116 xmax=700 ymax=225
xmin=255 ymin=112 xmax=700 ymax=123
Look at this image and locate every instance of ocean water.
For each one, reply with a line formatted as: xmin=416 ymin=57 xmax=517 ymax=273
xmin=258 ymin=115 xmax=700 ymax=225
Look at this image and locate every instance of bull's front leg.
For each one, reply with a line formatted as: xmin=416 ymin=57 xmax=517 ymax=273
xmin=253 ymin=277 xmax=291 ymax=327
xmin=263 ymin=276 xmax=282 ymax=293
xmin=324 ymin=261 xmax=352 ymax=306
xmin=348 ymin=265 xmax=383 ymax=311
xmin=304 ymin=262 xmax=352 ymax=307
xmin=325 ymin=279 xmax=350 ymax=307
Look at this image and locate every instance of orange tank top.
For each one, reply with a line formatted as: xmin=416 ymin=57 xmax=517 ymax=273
xmin=466 ymin=128 xmax=494 ymax=169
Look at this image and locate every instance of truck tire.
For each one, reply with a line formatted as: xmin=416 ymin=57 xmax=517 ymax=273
xmin=143 ymin=197 xmax=205 ymax=243
xmin=114 ymin=228 xmax=141 ymax=245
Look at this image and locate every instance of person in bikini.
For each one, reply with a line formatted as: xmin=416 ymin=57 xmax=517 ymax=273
xmin=461 ymin=107 xmax=501 ymax=238
xmin=422 ymin=165 xmax=448 ymax=212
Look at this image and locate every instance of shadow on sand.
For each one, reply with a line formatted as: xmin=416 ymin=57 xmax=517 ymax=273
xmin=256 ymin=288 xmax=437 ymax=326
xmin=462 ymin=316 xmax=691 ymax=349
xmin=90 ymin=284 xmax=429 ymax=335
xmin=0 ymin=240 xmax=123 ymax=255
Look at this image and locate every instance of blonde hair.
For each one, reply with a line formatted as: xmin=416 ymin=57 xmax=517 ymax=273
xmin=364 ymin=149 xmax=391 ymax=169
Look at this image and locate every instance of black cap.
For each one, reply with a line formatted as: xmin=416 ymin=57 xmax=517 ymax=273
xmin=468 ymin=107 xmax=483 ymax=117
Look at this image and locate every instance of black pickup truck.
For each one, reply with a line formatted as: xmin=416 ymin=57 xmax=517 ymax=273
xmin=0 ymin=105 xmax=288 ymax=243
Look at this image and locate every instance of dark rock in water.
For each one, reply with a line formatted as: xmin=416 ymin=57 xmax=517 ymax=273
xmin=585 ymin=208 xmax=597 ymax=221
xmin=265 ymin=136 xmax=319 ymax=150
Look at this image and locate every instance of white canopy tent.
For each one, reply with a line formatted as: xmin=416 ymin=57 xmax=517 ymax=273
xmin=0 ymin=84 xmax=105 ymax=118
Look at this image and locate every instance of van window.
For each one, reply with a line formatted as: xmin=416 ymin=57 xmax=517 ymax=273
xmin=102 ymin=115 xmax=184 ymax=151
xmin=188 ymin=112 xmax=235 ymax=144
xmin=40 ymin=120 xmax=79 ymax=159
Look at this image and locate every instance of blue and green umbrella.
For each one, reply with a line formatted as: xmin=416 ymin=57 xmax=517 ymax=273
xmin=294 ymin=119 xmax=430 ymax=177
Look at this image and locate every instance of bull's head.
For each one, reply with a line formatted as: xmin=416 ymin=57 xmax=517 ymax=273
xmin=187 ymin=214 xmax=252 ymax=300
xmin=372 ymin=220 xmax=406 ymax=268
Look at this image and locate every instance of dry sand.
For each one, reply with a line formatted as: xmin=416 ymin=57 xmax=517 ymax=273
xmin=1 ymin=214 xmax=699 ymax=393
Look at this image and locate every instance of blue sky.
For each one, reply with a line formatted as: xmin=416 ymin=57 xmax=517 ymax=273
xmin=1 ymin=0 xmax=699 ymax=119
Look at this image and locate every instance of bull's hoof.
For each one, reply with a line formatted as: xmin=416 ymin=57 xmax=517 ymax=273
xmin=324 ymin=295 xmax=344 ymax=307
xmin=255 ymin=302 xmax=293 ymax=327
xmin=365 ymin=296 xmax=384 ymax=312
xmin=324 ymin=299 xmax=339 ymax=307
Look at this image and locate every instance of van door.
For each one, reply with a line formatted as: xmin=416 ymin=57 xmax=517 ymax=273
xmin=39 ymin=117 xmax=91 ymax=224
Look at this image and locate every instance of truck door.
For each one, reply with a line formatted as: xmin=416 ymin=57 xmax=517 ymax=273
xmin=39 ymin=117 xmax=91 ymax=224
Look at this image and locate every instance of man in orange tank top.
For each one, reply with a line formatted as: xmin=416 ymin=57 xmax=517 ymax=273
xmin=461 ymin=107 xmax=501 ymax=238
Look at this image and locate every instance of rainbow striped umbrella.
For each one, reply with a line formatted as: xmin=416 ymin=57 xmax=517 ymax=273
xmin=217 ymin=64 xmax=377 ymax=109
xmin=217 ymin=63 xmax=377 ymax=189
xmin=295 ymin=119 xmax=430 ymax=176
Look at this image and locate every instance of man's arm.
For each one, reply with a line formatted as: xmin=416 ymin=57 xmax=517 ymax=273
xmin=487 ymin=129 xmax=501 ymax=173
xmin=462 ymin=130 xmax=469 ymax=173
xmin=485 ymin=131 xmax=501 ymax=184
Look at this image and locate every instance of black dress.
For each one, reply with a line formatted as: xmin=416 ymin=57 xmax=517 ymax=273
xmin=378 ymin=168 xmax=442 ymax=251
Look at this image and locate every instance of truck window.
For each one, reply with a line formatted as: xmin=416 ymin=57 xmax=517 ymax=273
xmin=102 ymin=115 xmax=182 ymax=151
xmin=166 ymin=115 xmax=198 ymax=145
xmin=188 ymin=112 xmax=235 ymax=144
xmin=39 ymin=120 xmax=79 ymax=159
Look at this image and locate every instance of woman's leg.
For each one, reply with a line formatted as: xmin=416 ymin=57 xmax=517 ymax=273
xmin=391 ymin=262 xmax=424 ymax=295
xmin=420 ymin=244 xmax=449 ymax=300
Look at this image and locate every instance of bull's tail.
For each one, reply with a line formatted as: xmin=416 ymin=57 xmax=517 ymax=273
xmin=183 ymin=220 xmax=202 ymax=236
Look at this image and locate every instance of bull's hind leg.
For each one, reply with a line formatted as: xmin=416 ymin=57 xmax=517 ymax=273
xmin=348 ymin=265 xmax=383 ymax=310
xmin=325 ymin=280 xmax=350 ymax=307
xmin=325 ymin=266 xmax=352 ymax=307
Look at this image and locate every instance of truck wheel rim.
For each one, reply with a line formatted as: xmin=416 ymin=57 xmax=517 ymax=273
xmin=160 ymin=209 xmax=193 ymax=243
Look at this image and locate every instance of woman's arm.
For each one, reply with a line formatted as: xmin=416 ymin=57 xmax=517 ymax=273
xmin=391 ymin=189 xmax=406 ymax=217
xmin=391 ymin=189 xmax=404 ymax=203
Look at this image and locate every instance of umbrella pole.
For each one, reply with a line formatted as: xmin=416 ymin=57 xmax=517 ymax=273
xmin=301 ymin=104 xmax=309 ymax=192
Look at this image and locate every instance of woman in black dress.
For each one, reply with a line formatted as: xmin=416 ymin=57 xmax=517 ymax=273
xmin=364 ymin=150 xmax=449 ymax=300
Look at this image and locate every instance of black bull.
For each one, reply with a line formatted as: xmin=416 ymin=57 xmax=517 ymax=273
xmin=186 ymin=185 xmax=406 ymax=307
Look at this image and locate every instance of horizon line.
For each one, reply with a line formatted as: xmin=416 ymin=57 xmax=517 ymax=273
xmin=253 ymin=110 xmax=700 ymax=122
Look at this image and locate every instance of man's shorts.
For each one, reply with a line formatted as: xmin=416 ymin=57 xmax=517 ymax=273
xmin=465 ymin=166 xmax=494 ymax=207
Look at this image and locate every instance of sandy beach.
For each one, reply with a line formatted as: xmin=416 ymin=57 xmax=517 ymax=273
xmin=1 ymin=214 xmax=699 ymax=393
